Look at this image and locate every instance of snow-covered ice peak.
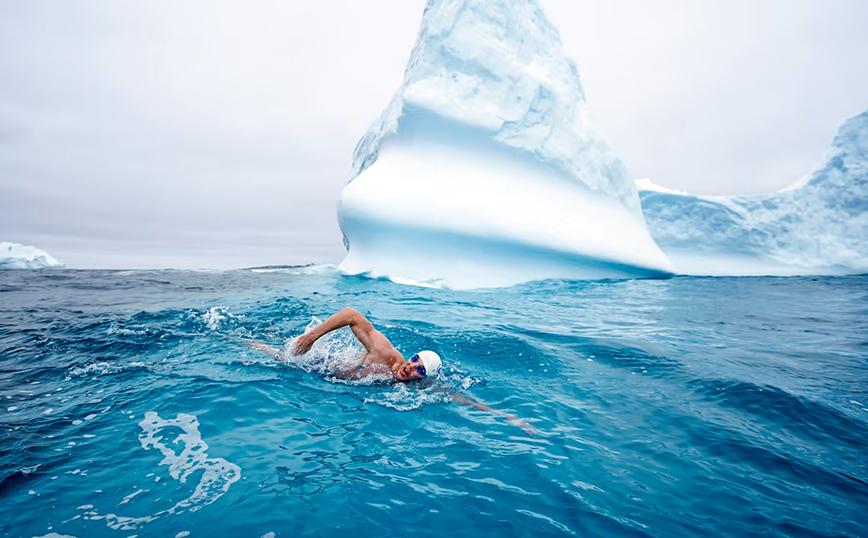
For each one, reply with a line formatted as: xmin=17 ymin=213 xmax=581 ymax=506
xmin=352 ymin=0 xmax=638 ymax=213
xmin=338 ymin=0 xmax=673 ymax=288
xmin=634 ymin=178 xmax=689 ymax=196
xmin=640 ymin=109 xmax=868 ymax=276
xmin=0 ymin=242 xmax=65 ymax=269
xmin=808 ymin=109 xmax=868 ymax=192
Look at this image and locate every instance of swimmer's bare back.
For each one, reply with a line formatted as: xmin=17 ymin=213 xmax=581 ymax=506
xmin=291 ymin=308 xmax=404 ymax=380
xmin=241 ymin=336 xmax=388 ymax=380
xmin=240 ymin=309 xmax=399 ymax=380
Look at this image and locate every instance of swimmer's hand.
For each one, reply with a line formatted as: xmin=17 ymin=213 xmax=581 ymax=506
xmin=292 ymin=333 xmax=315 ymax=356
xmin=506 ymin=415 xmax=537 ymax=436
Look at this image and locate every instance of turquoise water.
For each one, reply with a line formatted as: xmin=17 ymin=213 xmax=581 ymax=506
xmin=1 ymin=268 xmax=866 ymax=537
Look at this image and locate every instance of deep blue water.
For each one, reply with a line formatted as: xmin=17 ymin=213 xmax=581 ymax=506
xmin=1 ymin=268 xmax=867 ymax=538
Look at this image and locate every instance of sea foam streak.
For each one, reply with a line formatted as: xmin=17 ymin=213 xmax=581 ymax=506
xmin=80 ymin=412 xmax=240 ymax=531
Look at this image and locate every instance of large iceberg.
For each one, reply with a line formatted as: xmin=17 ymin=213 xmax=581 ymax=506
xmin=639 ymin=110 xmax=868 ymax=276
xmin=337 ymin=0 xmax=674 ymax=288
xmin=0 ymin=242 xmax=65 ymax=269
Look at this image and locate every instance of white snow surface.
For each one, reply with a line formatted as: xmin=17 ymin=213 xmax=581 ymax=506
xmin=0 ymin=242 xmax=65 ymax=269
xmin=639 ymin=110 xmax=868 ymax=276
xmin=338 ymin=0 xmax=673 ymax=288
xmin=634 ymin=178 xmax=689 ymax=196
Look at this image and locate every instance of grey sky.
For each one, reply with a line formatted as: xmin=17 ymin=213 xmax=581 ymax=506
xmin=1 ymin=0 xmax=866 ymax=269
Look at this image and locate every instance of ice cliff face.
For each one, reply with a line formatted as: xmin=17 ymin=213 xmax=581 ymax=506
xmin=338 ymin=0 xmax=673 ymax=288
xmin=640 ymin=110 xmax=868 ymax=276
xmin=0 ymin=242 xmax=65 ymax=269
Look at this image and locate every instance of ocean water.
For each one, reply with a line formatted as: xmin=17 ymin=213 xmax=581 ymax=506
xmin=1 ymin=268 xmax=866 ymax=538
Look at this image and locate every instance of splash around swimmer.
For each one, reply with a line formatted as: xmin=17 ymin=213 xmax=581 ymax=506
xmin=291 ymin=308 xmax=441 ymax=382
xmin=244 ymin=307 xmax=535 ymax=434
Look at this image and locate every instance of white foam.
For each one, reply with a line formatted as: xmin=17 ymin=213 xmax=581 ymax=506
xmin=364 ymin=383 xmax=449 ymax=412
xmin=107 ymin=324 xmax=148 ymax=336
xmin=202 ymin=306 xmax=238 ymax=331
xmin=67 ymin=362 xmax=148 ymax=378
xmin=136 ymin=412 xmax=240 ymax=509
xmin=118 ymin=490 xmax=146 ymax=505
xmin=279 ymin=318 xmax=366 ymax=376
xmin=80 ymin=411 xmax=241 ymax=531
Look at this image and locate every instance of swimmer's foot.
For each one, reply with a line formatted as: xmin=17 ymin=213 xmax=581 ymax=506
xmin=241 ymin=339 xmax=281 ymax=360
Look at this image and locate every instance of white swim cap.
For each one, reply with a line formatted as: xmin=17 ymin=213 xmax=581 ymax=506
xmin=417 ymin=350 xmax=442 ymax=377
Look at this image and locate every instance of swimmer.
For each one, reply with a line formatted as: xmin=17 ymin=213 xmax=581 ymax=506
xmin=291 ymin=308 xmax=439 ymax=381
xmin=244 ymin=307 xmax=535 ymax=434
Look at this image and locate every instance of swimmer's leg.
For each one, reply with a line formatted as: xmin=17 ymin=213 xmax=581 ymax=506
xmin=241 ymin=339 xmax=281 ymax=360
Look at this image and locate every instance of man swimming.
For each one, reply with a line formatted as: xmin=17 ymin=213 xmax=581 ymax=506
xmin=291 ymin=307 xmax=441 ymax=381
xmin=245 ymin=307 xmax=534 ymax=433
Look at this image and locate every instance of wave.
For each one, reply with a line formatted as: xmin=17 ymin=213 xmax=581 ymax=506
xmin=688 ymin=378 xmax=868 ymax=453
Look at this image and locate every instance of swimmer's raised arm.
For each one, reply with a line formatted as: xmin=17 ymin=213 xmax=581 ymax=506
xmin=292 ymin=308 xmax=382 ymax=356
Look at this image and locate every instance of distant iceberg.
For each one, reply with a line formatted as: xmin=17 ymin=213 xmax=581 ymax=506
xmin=337 ymin=0 xmax=674 ymax=289
xmin=640 ymin=110 xmax=868 ymax=276
xmin=0 ymin=242 xmax=65 ymax=269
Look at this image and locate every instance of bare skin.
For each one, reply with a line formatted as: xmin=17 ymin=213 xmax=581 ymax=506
xmin=245 ymin=308 xmax=535 ymax=434
xmin=291 ymin=308 xmax=423 ymax=381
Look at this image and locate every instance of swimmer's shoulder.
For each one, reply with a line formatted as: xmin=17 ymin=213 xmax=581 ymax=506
xmin=334 ymin=361 xmax=392 ymax=381
xmin=362 ymin=347 xmax=401 ymax=367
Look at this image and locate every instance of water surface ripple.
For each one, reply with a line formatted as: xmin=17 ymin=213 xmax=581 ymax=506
xmin=0 ymin=269 xmax=866 ymax=537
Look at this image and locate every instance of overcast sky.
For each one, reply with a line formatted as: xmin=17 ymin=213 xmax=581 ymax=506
xmin=1 ymin=0 xmax=866 ymax=269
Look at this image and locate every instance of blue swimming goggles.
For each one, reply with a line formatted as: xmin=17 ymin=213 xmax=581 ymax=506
xmin=409 ymin=354 xmax=427 ymax=377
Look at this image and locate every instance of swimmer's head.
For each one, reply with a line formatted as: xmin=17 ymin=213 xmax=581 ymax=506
xmin=396 ymin=351 xmax=442 ymax=381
